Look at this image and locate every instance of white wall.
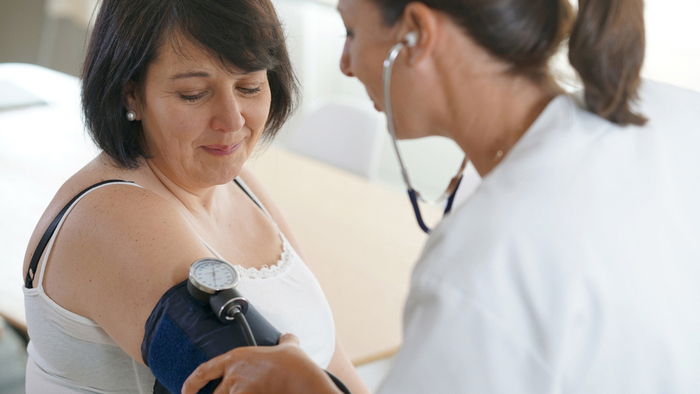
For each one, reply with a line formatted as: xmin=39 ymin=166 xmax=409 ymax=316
xmin=643 ymin=0 xmax=700 ymax=90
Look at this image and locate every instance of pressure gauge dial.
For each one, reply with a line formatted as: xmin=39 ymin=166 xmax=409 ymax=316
xmin=188 ymin=258 xmax=239 ymax=302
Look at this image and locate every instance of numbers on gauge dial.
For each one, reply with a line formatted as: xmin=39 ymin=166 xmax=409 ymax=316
xmin=192 ymin=260 xmax=237 ymax=289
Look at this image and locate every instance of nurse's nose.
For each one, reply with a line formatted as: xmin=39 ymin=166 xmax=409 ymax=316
xmin=211 ymin=91 xmax=244 ymax=132
xmin=339 ymin=40 xmax=354 ymax=77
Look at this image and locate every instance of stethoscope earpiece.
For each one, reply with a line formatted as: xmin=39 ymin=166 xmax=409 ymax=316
xmin=404 ymin=31 xmax=419 ymax=48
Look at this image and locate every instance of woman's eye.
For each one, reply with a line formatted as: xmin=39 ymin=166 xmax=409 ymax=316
xmin=345 ymin=29 xmax=354 ymax=39
xmin=239 ymin=87 xmax=262 ymax=95
xmin=179 ymin=92 xmax=206 ymax=102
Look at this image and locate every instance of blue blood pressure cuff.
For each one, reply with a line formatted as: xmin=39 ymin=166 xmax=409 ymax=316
xmin=141 ymin=280 xmax=282 ymax=394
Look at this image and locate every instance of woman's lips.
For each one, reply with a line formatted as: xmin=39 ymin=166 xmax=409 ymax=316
xmin=202 ymin=142 xmax=241 ymax=156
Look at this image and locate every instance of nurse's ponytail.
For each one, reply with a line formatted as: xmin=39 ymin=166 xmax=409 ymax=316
xmin=569 ymin=0 xmax=647 ymax=126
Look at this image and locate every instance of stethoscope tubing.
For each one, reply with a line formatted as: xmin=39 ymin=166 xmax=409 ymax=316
xmin=383 ymin=42 xmax=413 ymax=188
xmin=382 ymin=40 xmax=466 ymax=234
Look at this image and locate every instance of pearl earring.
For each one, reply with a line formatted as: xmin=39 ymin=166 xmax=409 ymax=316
xmin=126 ymin=110 xmax=137 ymax=121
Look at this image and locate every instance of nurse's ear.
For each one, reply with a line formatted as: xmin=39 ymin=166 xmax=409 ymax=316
xmin=398 ymin=2 xmax=441 ymax=65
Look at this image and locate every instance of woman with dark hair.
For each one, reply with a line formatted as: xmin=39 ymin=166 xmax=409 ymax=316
xmin=21 ymin=0 xmax=368 ymax=393
xmin=182 ymin=0 xmax=700 ymax=392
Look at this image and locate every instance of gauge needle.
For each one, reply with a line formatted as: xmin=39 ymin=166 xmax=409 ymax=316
xmin=212 ymin=267 xmax=217 ymax=287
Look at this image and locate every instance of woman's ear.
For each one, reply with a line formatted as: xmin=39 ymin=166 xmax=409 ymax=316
xmin=123 ymin=80 xmax=141 ymax=119
xmin=399 ymin=2 xmax=441 ymax=65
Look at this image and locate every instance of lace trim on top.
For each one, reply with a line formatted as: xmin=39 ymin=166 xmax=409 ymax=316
xmin=233 ymin=230 xmax=294 ymax=280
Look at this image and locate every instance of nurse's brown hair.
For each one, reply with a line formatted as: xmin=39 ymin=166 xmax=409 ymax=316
xmin=373 ymin=0 xmax=647 ymax=126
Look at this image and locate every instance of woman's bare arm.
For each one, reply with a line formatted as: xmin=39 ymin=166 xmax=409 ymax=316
xmin=29 ymin=184 xmax=215 ymax=363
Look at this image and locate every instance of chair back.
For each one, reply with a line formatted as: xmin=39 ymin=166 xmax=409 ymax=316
xmin=285 ymin=100 xmax=383 ymax=178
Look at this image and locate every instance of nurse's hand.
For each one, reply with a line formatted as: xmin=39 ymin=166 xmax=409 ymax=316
xmin=181 ymin=333 xmax=342 ymax=394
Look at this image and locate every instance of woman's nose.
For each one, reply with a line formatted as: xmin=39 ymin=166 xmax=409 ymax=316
xmin=210 ymin=92 xmax=245 ymax=132
xmin=339 ymin=41 xmax=354 ymax=77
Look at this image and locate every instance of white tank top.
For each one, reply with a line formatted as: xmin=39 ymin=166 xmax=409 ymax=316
xmin=23 ymin=179 xmax=336 ymax=393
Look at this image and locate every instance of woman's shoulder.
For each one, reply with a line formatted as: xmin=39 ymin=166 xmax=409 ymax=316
xmin=28 ymin=156 xmax=162 ymax=245
xmin=24 ymin=154 xmax=204 ymax=283
xmin=23 ymin=156 xmax=216 ymax=362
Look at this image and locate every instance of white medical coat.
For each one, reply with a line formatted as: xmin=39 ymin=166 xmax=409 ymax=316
xmin=378 ymin=81 xmax=700 ymax=394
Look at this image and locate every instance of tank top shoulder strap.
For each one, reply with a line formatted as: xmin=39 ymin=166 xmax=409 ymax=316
xmin=233 ymin=177 xmax=273 ymax=220
xmin=25 ymin=180 xmax=141 ymax=289
xmin=191 ymin=178 xmax=276 ymax=264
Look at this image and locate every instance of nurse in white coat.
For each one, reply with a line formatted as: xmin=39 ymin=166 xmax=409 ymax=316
xmin=182 ymin=0 xmax=700 ymax=392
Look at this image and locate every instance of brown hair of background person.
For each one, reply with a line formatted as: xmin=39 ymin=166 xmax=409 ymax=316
xmin=81 ymin=0 xmax=299 ymax=168
xmin=369 ymin=0 xmax=647 ymax=126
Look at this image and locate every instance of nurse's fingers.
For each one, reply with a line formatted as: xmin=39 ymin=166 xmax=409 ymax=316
xmin=278 ymin=332 xmax=300 ymax=346
xmin=181 ymin=351 xmax=230 ymax=394
xmin=182 ymin=333 xmax=302 ymax=394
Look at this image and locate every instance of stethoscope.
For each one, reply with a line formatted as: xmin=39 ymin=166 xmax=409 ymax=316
xmin=382 ymin=31 xmax=468 ymax=234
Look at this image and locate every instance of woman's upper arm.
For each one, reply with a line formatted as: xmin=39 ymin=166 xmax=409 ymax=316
xmin=44 ymin=184 xmax=214 ymax=363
